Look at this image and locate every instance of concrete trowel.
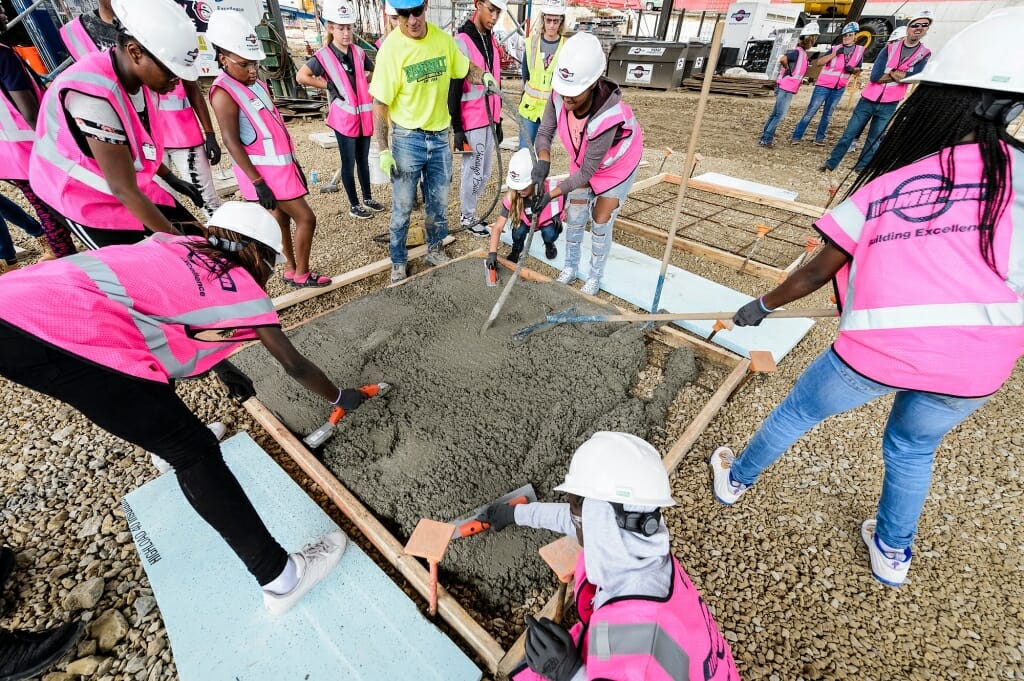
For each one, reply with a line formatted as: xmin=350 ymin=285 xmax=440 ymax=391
xmin=450 ymin=483 xmax=537 ymax=539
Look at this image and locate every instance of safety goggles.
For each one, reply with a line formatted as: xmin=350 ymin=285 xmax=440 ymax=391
xmin=223 ymin=54 xmax=260 ymax=73
xmin=477 ymin=1 xmax=502 ymax=16
xmin=397 ymin=5 xmax=425 ymax=18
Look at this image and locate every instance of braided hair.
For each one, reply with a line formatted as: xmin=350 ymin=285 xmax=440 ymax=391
xmin=848 ymin=84 xmax=1024 ymax=275
xmin=186 ymin=226 xmax=275 ymax=289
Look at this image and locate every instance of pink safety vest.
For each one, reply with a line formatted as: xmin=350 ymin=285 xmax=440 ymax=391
xmin=553 ymin=91 xmax=644 ymax=196
xmin=776 ymin=46 xmax=807 ymax=94
xmin=59 ymin=16 xmax=99 ymax=60
xmin=454 ymin=32 xmax=501 ymax=132
xmin=0 ymin=44 xmax=44 ymax=181
xmin=157 ymin=82 xmax=204 ymax=149
xmin=0 ymin=234 xmax=279 ymax=382
xmin=29 ymin=49 xmax=173 ymax=231
xmin=210 ymin=75 xmax=307 ymax=202
xmin=512 ymin=552 xmax=740 ymax=681
xmin=316 ymin=44 xmax=373 ymax=138
xmin=502 ymin=178 xmax=563 ymax=228
xmin=816 ymin=143 xmax=1024 ymax=397
xmin=860 ymin=41 xmax=930 ymax=104
xmin=815 ymin=44 xmax=865 ymax=90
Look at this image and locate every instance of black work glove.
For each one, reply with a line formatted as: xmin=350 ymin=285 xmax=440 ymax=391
xmin=326 ymin=80 xmax=340 ymax=101
xmin=532 ymin=191 xmax=552 ymax=215
xmin=253 ymin=178 xmax=277 ymax=210
xmin=453 ymin=130 xmax=469 ymax=153
xmin=164 ymin=172 xmax=205 ymax=209
xmin=481 ymin=500 xmax=516 ymax=531
xmin=844 ymin=64 xmax=857 ymax=74
xmin=485 ymin=251 xmax=498 ymax=270
xmin=333 ymin=388 xmax=367 ymax=411
xmin=524 ymin=616 xmax=582 ymax=681
xmin=212 ymin=361 xmax=255 ymax=403
xmin=733 ymin=297 xmax=772 ymax=327
xmin=204 ymin=131 xmax=222 ymax=165
xmin=493 ymin=122 xmax=503 ymax=145
xmin=532 ymin=159 xmax=550 ymax=188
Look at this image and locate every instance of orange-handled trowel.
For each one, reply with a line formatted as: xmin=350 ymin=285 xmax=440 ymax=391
xmin=303 ymin=382 xmax=391 ymax=448
xmin=450 ymin=483 xmax=537 ymax=539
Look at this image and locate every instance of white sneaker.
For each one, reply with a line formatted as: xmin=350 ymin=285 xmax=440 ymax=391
xmin=390 ymin=263 xmax=407 ymax=284
xmin=580 ymin=277 xmax=601 ymax=296
xmin=151 ymin=422 xmax=228 ymax=474
xmin=709 ymin=446 xmax=749 ymax=506
xmin=555 ymin=267 xmax=577 ymax=284
xmin=424 ymin=247 xmax=451 ymax=266
xmin=861 ymin=519 xmax=912 ymax=587
xmin=263 ymin=532 xmax=347 ymax=615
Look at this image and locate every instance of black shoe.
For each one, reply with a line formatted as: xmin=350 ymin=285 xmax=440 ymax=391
xmin=544 ymin=242 xmax=557 ymax=260
xmin=363 ymin=199 xmax=385 ymax=212
xmin=0 ymin=621 xmax=84 ymax=681
xmin=508 ymin=248 xmax=522 ymax=263
xmin=818 ymin=164 xmax=832 ymax=173
xmin=349 ymin=205 xmax=372 ymax=220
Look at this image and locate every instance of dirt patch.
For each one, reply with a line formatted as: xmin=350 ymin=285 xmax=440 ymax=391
xmin=232 ymin=258 xmax=696 ymax=613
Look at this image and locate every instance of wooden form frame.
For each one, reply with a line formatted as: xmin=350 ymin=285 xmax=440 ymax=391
xmin=243 ymin=252 xmax=751 ymax=677
xmin=617 ymin=173 xmax=825 ymax=283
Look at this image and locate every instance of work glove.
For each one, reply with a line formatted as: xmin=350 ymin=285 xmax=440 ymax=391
xmin=453 ymin=130 xmax=469 ymax=154
xmin=163 ymin=172 xmax=205 ymax=209
xmin=532 ymin=191 xmax=552 ymax=215
xmin=531 ymin=159 xmax=550 ymax=189
xmin=212 ymin=361 xmax=256 ymax=403
xmin=482 ymin=72 xmax=499 ymax=95
xmin=379 ymin=149 xmax=397 ymax=179
xmin=733 ymin=296 xmax=773 ymax=327
xmin=204 ymin=131 xmax=222 ymax=165
xmin=493 ymin=122 xmax=503 ymax=145
xmin=326 ymin=80 xmax=340 ymax=101
xmin=485 ymin=251 xmax=498 ymax=270
xmin=253 ymin=177 xmax=277 ymax=210
xmin=524 ymin=616 xmax=582 ymax=681
xmin=844 ymin=64 xmax=857 ymax=74
xmin=481 ymin=499 xmax=516 ymax=531
xmin=333 ymin=388 xmax=367 ymax=411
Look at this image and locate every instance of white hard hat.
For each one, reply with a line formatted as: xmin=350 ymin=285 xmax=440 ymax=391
xmin=208 ymin=202 xmax=285 ymax=263
xmin=485 ymin=0 xmax=509 ymax=11
xmin=800 ymin=22 xmax=820 ymax=37
xmin=887 ymin=26 xmax=907 ymax=42
xmin=206 ymin=10 xmax=266 ymax=60
xmin=111 ymin=0 xmax=199 ymax=81
xmin=323 ymin=0 xmax=357 ymax=25
xmin=506 ymin=149 xmax=534 ymax=190
xmin=554 ymin=432 xmax=677 ymax=507
xmin=384 ymin=2 xmax=398 ymax=16
xmin=905 ymin=7 xmax=1024 ymax=95
xmin=552 ymin=32 xmax=605 ymax=97
xmin=540 ymin=0 xmax=566 ymax=17
xmin=907 ymin=9 xmax=933 ymax=25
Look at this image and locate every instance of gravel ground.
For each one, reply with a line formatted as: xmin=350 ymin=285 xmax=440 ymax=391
xmin=0 ymin=84 xmax=1021 ymax=681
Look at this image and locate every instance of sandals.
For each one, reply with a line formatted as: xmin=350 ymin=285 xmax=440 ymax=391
xmin=289 ymin=271 xmax=331 ymax=288
xmin=282 ymin=270 xmax=295 ymax=284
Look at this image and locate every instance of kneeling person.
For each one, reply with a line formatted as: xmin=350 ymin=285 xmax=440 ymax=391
xmin=486 ymin=149 xmax=563 ymax=273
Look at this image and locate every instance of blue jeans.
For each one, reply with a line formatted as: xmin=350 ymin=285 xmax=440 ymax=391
xmin=511 ymin=218 xmax=561 ymax=251
xmin=389 ymin=125 xmax=452 ymax=264
xmin=792 ymin=85 xmax=845 ymax=142
xmin=0 ymin=193 xmax=43 ymax=263
xmin=824 ymin=98 xmax=898 ymax=171
xmin=730 ymin=349 xmax=988 ymax=549
xmin=519 ymin=116 xmax=540 ymax=149
xmin=759 ymin=88 xmax=794 ymax=144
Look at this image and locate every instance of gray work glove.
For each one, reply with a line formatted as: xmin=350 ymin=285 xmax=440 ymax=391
xmin=480 ymin=501 xmax=516 ymax=531
xmin=524 ymin=615 xmax=582 ymax=681
xmin=733 ymin=297 xmax=773 ymax=327
xmin=485 ymin=251 xmax=498 ymax=270
xmin=532 ymin=159 xmax=550 ymax=188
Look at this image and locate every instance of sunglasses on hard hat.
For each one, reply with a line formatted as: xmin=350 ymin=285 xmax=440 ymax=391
xmin=396 ymin=5 xmax=425 ymax=18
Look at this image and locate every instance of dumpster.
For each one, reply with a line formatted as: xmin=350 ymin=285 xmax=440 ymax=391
xmin=607 ymin=40 xmax=688 ymax=91
xmin=685 ymin=40 xmax=711 ymax=79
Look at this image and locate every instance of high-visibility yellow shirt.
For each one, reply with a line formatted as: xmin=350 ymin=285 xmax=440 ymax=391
xmin=369 ymin=22 xmax=470 ymax=132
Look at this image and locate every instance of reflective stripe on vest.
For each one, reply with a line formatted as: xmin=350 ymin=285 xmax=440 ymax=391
xmin=317 ymin=44 xmax=373 ymax=137
xmin=59 ymin=17 xmax=99 ymax=60
xmin=840 ymin=301 xmax=1024 ymax=332
xmin=590 ymin=621 xmax=690 ymax=681
xmin=816 ymin=44 xmax=865 ymax=89
xmin=211 ymin=76 xmax=295 ymax=166
xmin=861 ymin=41 xmax=929 ymax=104
xmin=520 ymin=35 xmax=563 ymax=121
xmin=552 ymin=92 xmax=643 ymax=194
xmin=776 ymin=46 xmax=807 ymax=93
xmin=157 ymin=82 xmax=204 ymax=149
xmin=502 ymin=178 xmax=563 ymax=226
xmin=455 ymin=33 xmax=501 ymax=131
xmin=158 ymin=93 xmax=191 ymax=111
xmin=0 ymin=46 xmax=43 ymax=180
xmin=1008 ymin=148 xmax=1024 ymax=296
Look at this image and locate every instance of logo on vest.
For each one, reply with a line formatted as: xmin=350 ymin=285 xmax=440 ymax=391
xmin=185 ymin=251 xmax=239 ymax=295
xmin=866 ymin=173 xmax=987 ymax=223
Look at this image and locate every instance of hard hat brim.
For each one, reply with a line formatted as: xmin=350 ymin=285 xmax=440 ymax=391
xmin=167 ymin=61 xmax=199 ymax=82
xmin=542 ymin=7 xmax=566 ymax=15
xmin=507 ymin=178 xmax=531 ymax=190
xmin=389 ymin=0 xmax=425 ymax=8
xmin=552 ymin=76 xmax=590 ymax=97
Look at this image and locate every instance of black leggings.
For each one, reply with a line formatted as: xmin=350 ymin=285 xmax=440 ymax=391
xmin=0 ymin=322 xmax=288 ymax=585
xmin=65 ymin=201 xmax=200 ymax=250
xmin=334 ymin=132 xmax=371 ymax=207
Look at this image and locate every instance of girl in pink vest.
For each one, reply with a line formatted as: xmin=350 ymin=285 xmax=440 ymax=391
xmin=533 ymin=32 xmax=643 ymax=296
xmin=0 ymin=201 xmax=383 ymax=614
xmin=713 ymin=8 xmax=1024 ymax=589
xmin=758 ymin=23 xmax=818 ymax=148
xmin=31 ymin=0 xmax=207 ymax=250
xmin=485 ymin=148 xmax=564 ymax=276
xmin=297 ymin=0 xmax=384 ymax=221
xmin=208 ymin=11 xmax=328 ymax=288
xmin=481 ymin=432 xmax=740 ymax=681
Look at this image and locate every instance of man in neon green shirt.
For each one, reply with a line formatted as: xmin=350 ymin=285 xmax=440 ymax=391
xmin=371 ymin=0 xmax=494 ymax=282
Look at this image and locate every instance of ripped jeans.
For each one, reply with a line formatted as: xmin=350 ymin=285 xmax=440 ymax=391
xmin=562 ymin=168 xmax=638 ymax=282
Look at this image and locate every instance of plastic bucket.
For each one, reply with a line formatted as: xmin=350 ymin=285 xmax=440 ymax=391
xmin=368 ymin=144 xmax=389 ymax=185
